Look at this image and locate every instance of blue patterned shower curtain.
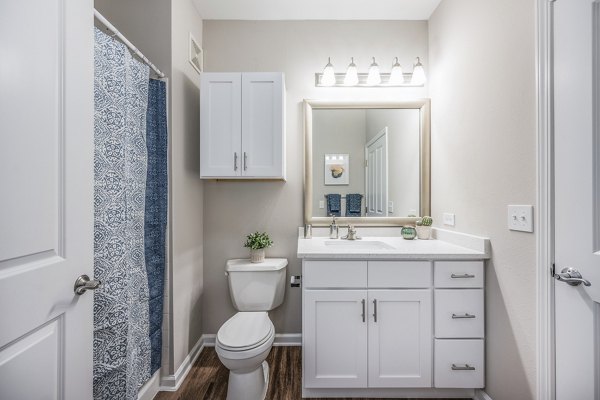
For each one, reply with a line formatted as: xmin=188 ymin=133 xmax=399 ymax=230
xmin=93 ymin=27 xmax=151 ymax=400
xmin=144 ymin=79 xmax=168 ymax=374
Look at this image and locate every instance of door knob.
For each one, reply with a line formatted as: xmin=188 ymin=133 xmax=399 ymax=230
xmin=555 ymin=267 xmax=591 ymax=287
xmin=74 ymin=274 xmax=102 ymax=295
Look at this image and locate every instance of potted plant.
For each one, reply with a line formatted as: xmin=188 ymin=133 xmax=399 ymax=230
xmin=415 ymin=216 xmax=433 ymax=240
xmin=244 ymin=231 xmax=273 ymax=263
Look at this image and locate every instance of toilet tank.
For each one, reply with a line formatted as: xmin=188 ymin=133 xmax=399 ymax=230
xmin=225 ymin=258 xmax=287 ymax=311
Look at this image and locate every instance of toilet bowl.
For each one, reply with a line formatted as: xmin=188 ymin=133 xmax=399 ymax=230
xmin=216 ymin=258 xmax=287 ymax=400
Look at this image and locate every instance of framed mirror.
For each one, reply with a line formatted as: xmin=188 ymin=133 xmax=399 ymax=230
xmin=304 ymin=99 xmax=430 ymax=226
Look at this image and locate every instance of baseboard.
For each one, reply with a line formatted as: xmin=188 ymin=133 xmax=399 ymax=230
xmin=201 ymin=333 xmax=302 ymax=347
xmin=138 ymin=370 xmax=161 ymax=400
xmin=473 ymin=389 xmax=493 ymax=400
xmin=159 ymin=334 xmax=208 ymax=391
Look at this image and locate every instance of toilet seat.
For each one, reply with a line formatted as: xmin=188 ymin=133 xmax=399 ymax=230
xmin=216 ymin=312 xmax=275 ymax=357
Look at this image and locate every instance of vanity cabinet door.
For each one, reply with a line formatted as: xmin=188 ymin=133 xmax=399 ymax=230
xmin=368 ymin=290 xmax=432 ymax=388
xmin=241 ymin=73 xmax=285 ymax=179
xmin=200 ymin=73 xmax=242 ymax=178
xmin=304 ymin=290 xmax=368 ymax=388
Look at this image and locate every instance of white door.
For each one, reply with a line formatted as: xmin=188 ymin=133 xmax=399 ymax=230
xmin=365 ymin=128 xmax=388 ymax=217
xmin=303 ymin=290 xmax=368 ymax=388
xmin=554 ymin=0 xmax=600 ymax=398
xmin=368 ymin=290 xmax=432 ymax=388
xmin=0 ymin=0 xmax=94 ymax=399
xmin=200 ymin=73 xmax=242 ymax=177
xmin=241 ymin=73 xmax=285 ymax=178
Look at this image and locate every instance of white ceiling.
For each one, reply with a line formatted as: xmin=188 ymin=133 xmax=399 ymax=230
xmin=193 ymin=0 xmax=443 ymax=20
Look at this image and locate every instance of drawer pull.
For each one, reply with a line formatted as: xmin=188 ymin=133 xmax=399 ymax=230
xmin=452 ymin=313 xmax=476 ymax=319
xmin=373 ymin=299 xmax=378 ymax=322
xmin=452 ymin=363 xmax=476 ymax=371
xmin=451 ymin=273 xmax=476 ymax=279
xmin=361 ymin=299 xmax=366 ymax=323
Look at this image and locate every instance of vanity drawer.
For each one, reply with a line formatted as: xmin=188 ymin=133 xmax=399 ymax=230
xmin=434 ymin=261 xmax=484 ymax=288
xmin=368 ymin=261 xmax=432 ymax=288
xmin=303 ymin=261 xmax=367 ymax=288
xmin=434 ymin=339 xmax=484 ymax=388
xmin=435 ymin=290 xmax=484 ymax=338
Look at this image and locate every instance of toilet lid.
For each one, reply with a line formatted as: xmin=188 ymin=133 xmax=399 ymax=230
xmin=217 ymin=312 xmax=273 ymax=351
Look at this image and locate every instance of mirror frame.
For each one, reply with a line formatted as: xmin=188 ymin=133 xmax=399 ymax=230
xmin=304 ymin=99 xmax=431 ymax=226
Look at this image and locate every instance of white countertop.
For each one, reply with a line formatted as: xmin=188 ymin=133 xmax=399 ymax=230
xmin=297 ymin=227 xmax=490 ymax=260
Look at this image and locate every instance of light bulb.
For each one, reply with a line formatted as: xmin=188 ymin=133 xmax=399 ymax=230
xmin=321 ymin=57 xmax=336 ymax=86
xmin=389 ymin=57 xmax=404 ymax=85
xmin=411 ymin=57 xmax=427 ymax=86
xmin=344 ymin=57 xmax=359 ymax=86
xmin=366 ymin=57 xmax=381 ymax=86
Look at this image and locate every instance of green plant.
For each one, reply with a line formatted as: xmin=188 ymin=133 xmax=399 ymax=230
xmin=416 ymin=216 xmax=433 ymax=226
xmin=244 ymin=232 xmax=273 ymax=250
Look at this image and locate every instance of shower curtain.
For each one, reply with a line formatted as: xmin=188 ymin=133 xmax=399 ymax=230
xmin=93 ymin=27 xmax=151 ymax=400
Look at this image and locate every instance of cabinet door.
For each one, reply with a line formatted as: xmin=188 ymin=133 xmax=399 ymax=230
xmin=241 ymin=73 xmax=284 ymax=178
xmin=200 ymin=73 xmax=242 ymax=177
xmin=368 ymin=290 xmax=432 ymax=387
xmin=304 ymin=290 xmax=368 ymax=388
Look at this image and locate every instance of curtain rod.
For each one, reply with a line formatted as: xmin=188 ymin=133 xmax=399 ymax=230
xmin=94 ymin=9 xmax=166 ymax=79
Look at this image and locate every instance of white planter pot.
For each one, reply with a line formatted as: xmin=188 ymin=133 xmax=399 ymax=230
xmin=416 ymin=225 xmax=432 ymax=240
xmin=250 ymin=248 xmax=266 ymax=263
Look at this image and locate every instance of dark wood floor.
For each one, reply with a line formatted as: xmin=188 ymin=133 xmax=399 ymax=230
xmin=155 ymin=346 xmax=470 ymax=400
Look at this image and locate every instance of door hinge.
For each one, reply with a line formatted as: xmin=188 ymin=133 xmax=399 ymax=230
xmin=365 ymin=160 xmax=368 ymax=167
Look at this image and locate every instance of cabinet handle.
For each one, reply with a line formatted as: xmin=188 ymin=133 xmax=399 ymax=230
xmin=373 ymin=299 xmax=378 ymax=322
xmin=243 ymin=152 xmax=248 ymax=171
xmin=361 ymin=299 xmax=366 ymax=323
xmin=234 ymin=152 xmax=238 ymax=171
xmin=451 ymin=273 xmax=475 ymax=279
xmin=452 ymin=313 xmax=476 ymax=319
xmin=452 ymin=364 xmax=476 ymax=371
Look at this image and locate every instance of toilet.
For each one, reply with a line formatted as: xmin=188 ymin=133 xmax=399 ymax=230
xmin=216 ymin=258 xmax=288 ymax=400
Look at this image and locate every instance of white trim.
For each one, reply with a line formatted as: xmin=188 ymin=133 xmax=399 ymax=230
xmin=473 ymin=389 xmax=493 ymax=400
xmin=201 ymin=333 xmax=302 ymax=347
xmin=138 ymin=370 xmax=161 ymax=400
xmin=159 ymin=334 xmax=208 ymax=391
xmin=536 ymin=1 xmax=556 ymax=400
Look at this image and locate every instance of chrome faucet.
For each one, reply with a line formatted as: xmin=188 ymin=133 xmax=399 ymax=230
xmin=342 ymin=224 xmax=360 ymax=240
xmin=329 ymin=216 xmax=339 ymax=239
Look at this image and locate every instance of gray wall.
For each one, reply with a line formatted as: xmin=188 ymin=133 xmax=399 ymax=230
xmin=429 ymin=1 xmax=536 ymax=399
xmin=94 ymin=0 xmax=205 ymax=376
xmin=202 ymin=20 xmax=429 ymax=334
xmin=312 ymin=109 xmax=366 ymax=218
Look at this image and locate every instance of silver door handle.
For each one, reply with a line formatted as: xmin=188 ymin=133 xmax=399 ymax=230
xmin=373 ymin=299 xmax=378 ymax=322
xmin=243 ymin=152 xmax=248 ymax=171
xmin=452 ymin=313 xmax=476 ymax=319
xmin=451 ymin=273 xmax=475 ymax=279
xmin=452 ymin=364 xmax=476 ymax=371
xmin=74 ymin=274 xmax=101 ymax=295
xmin=234 ymin=152 xmax=238 ymax=171
xmin=555 ymin=267 xmax=591 ymax=287
xmin=361 ymin=299 xmax=366 ymax=323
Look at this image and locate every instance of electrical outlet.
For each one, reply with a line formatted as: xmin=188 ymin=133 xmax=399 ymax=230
xmin=443 ymin=213 xmax=455 ymax=226
xmin=508 ymin=205 xmax=533 ymax=232
xmin=388 ymin=201 xmax=394 ymax=213
xmin=319 ymin=200 xmax=325 ymax=209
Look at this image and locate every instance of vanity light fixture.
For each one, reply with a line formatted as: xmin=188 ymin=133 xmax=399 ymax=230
xmin=410 ymin=57 xmax=427 ymax=86
xmin=389 ymin=57 xmax=404 ymax=85
xmin=344 ymin=57 xmax=359 ymax=86
xmin=321 ymin=57 xmax=336 ymax=87
xmin=315 ymin=56 xmax=426 ymax=87
xmin=366 ymin=57 xmax=382 ymax=86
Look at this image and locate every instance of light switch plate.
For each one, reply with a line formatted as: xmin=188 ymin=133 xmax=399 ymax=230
xmin=443 ymin=213 xmax=455 ymax=226
xmin=508 ymin=205 xmax=534 ymax=232
xmin=319 ymin=200 xmax=325 ymax=209
xmin=388 ymin=201 xmax=394 ymax=213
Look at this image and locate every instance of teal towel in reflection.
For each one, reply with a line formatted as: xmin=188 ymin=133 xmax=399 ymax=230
xmin=326 ymin=194 xmax=341 ymax=217
xmin=346 ymin=193 xmax=363 ymax=217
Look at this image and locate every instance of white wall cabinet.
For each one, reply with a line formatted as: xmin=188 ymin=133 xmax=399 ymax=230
xmin=302 ymin=259 xmax=485 ymax=397
xmin=200 ymin=72 xmax=285 ymax=179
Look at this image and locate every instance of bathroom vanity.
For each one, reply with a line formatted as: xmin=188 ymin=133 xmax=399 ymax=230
xmin=297 ymin=229 xmax=490 ymax=398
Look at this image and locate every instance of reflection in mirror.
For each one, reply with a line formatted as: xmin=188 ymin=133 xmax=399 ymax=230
xmin=312 ymin=109 xmax=420 ymax=218
xmin=303 ymin=100 xmax=430 ymax=226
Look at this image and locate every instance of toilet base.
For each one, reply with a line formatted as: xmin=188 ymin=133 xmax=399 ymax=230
xmin=226 ymin=360 xmax=270 ymax=400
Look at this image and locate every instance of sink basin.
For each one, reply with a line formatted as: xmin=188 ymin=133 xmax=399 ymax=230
xmin=324 ymin=240 xmax=395 ymax=250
